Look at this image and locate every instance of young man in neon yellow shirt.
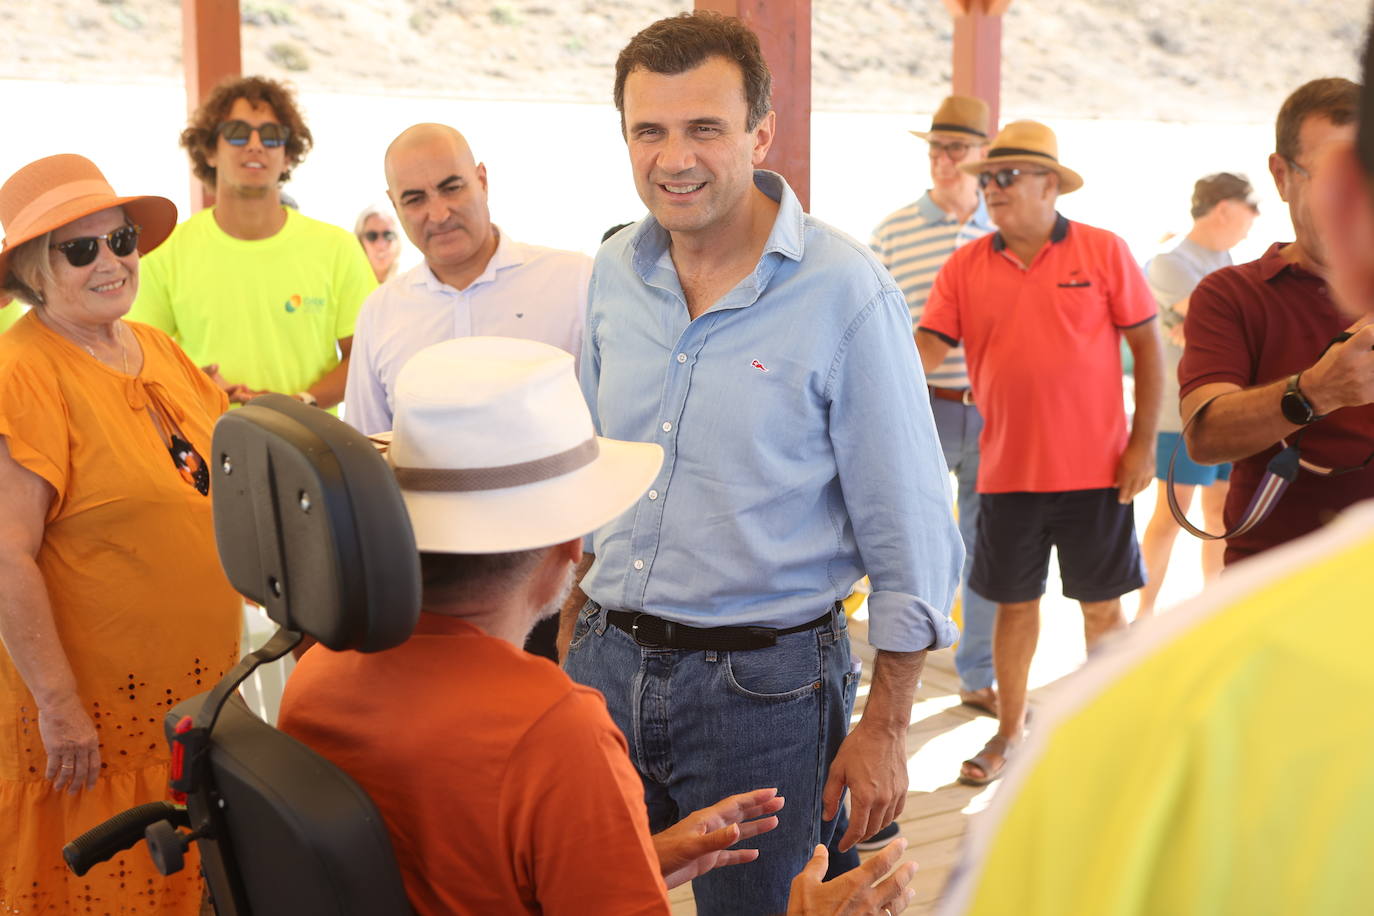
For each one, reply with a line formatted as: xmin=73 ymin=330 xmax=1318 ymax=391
xmin=131 ymin=76 xmax=374 ymax=411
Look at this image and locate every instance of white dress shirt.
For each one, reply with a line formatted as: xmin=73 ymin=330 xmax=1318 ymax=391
xmin=345 ymin=228 xmax=591 ymax=434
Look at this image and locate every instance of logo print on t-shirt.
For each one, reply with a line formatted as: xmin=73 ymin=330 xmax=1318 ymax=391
xmin=751 ymin=359 xmax=770 ymax=372
xmin=284 ymin=294 xmax=302 ymax=313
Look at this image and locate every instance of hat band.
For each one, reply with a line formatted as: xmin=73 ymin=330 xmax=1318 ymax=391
xmin=7 ymin=179 xmax=115 ymax=236
xmin=392 ymin=437 xmax=599 ymax=493
xmin=929 ymin=122 xmax=988 ymax=138
xmin=988 ymin=147 xmax=1058 ymax=162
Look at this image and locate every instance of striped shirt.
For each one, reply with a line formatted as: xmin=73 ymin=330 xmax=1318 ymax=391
xmin=871 ymin=192 xmax=992 ymax=389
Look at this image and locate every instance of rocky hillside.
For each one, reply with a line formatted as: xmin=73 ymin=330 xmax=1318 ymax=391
xmin=1 ymin=0 xmax=1365 ymax=119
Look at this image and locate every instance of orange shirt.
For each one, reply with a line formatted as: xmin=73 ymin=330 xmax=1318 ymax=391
xmin=922 ymin=216 xmax=1157 ymax=493
xmin=0 ymin=313 xmax=241 ymax=914
xmin=278 ymin=613 xmax=670 ymax=916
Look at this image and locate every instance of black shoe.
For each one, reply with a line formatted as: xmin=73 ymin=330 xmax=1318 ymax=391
xmin=855 ymin=820 xmax=900 ymax=852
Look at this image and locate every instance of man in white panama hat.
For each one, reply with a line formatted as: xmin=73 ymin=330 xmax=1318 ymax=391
xmin=276 ymin=336 xmax=920 ymax=916
xmin=917 ymin=120 xmax=1164 ymax=787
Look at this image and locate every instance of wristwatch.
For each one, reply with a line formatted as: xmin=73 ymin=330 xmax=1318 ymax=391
xmin=1279 ymin=373 xmax=1320 ymax=425
xmin=295 ymin=391 xmax=319 ymax=408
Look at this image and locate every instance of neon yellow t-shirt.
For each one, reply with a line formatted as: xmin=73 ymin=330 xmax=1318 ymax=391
xmin=943 ymin=501 xmax=1374 ymax=916
xmin=0 ymin=304 xmax=24 ymax=334
xmin=130 ymin=206 xmax=375 ymax=401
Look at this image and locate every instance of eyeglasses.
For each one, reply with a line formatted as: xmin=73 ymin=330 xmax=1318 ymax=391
xmin=50 ymin=225 xmax=141 ymax=267
xmin=216 ymin=120 xmax=291 ymax=148
xmin=362 ymin=230 xmax=397 ymax=243
xmin=978 ymin=168 xmax=1053 ymax=190
xmin=928 ymin=139 xmax=981 ymax=161
xmin=1284 ymin=156 xmax=1312 ymax=180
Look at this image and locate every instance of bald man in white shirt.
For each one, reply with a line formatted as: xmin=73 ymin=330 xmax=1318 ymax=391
xmin=344 ymin=123 xmax=591 ymax=436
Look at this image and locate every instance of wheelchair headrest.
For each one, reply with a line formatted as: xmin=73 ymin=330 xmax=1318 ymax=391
xmin=210 ymin=394 xmax=421 ymax=652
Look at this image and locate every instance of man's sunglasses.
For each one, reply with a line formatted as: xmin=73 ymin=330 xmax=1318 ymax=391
xmin=50 ymin=225 xmax=141 ymax=267
xmin=216 ymin=120 xmax=291 ymax=148
xmin=978 ymin=167 xmax=1053 ymax=190
xmin=362 ymin=230 xmax=397 ymax=243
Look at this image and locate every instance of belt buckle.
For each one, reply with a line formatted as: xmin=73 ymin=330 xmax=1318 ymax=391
xmin=961 ymin=388 xmax=975 ymax=406
xmin=630 ymin=613 xmax=666 ymax=648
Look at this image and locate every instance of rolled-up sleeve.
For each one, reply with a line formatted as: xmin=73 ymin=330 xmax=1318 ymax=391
xmin=829 ymin=287 xmax=964 ymax=652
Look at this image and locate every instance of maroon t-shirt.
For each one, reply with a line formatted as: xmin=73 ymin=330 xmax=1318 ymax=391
xmin=1180 ymin=243 xmax=1374 ymax=563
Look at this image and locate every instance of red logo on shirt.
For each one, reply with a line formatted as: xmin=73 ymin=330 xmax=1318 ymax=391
xmin=751 ymin=359 xmax=770 ymax=372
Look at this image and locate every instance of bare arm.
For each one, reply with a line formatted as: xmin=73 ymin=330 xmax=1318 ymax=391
xmin=306 ymin=336 xmax=353 ymax=409
xmin=1118 ymin=320 xmax=1164 ymax=502
xmin=0 ymin=437 xmax=99 ymax=792
xmin=556 ymin=552 xmax=595 ymax=662
xmin=1181 ymin=322 xmax=1374 ymax=464
xmin=822 ymin=648 xmax=926 ymax=851
xmin=914 ymin=328 xmax=952 ymax=377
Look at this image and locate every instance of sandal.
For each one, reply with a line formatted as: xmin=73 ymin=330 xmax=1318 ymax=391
xmin=959 ymin=688 xmax=998 ymax=718
xmin=958 ymin=735 xmax=1015 ymax=787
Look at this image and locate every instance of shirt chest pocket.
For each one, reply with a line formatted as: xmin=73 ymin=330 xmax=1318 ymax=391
xmin=1046 ymin=279 xmax=1111 ymax=340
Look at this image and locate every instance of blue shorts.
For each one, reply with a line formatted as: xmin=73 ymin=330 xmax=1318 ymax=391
xmin=1156 ymin=431 xmax=1231 ymax=486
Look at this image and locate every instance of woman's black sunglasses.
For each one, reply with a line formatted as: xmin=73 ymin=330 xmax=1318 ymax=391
xmin=362 ymin=230 xmax=397 ymax=243
xmin=50 ymin=225 xmax=142 ymax=267
xmin=216 ymin=120 xmax=291 ymax=148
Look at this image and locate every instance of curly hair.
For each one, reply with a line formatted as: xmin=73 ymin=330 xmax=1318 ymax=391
xmin=613 ymin=11 xmax=772 ymax=133
xmin=181 ymin=75 xmax=314 ymax=188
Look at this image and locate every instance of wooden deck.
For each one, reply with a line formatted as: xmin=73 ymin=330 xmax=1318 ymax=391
xmin=670 ymin=498 xmax=1208 ymax=913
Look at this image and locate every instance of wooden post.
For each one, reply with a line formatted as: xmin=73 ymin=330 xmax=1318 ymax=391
xmin=695 ymin=0 xmax=811 ymax=211
xmin=944 ymin=0 xmax=1009 ymax=132
xmin=181 ymin=0 xmax=242 ymax=211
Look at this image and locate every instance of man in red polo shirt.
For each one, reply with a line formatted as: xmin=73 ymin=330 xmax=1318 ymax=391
xmin=917 ymin=121 xmax=1162 ymax=786
xmin=1179 ymin=77 xmax=1374 ymax=566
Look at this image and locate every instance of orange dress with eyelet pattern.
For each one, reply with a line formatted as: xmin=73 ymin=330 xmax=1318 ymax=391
xmin=0 ymin=313 xmax=241 ymax=914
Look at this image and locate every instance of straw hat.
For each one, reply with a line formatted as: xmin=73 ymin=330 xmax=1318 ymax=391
xmin=959 ymin=120 xmax=1084 ymax=194
xmin=0 ymin=154 xmax=178 ymax=283
xmin=380 ymin=337 xmax=664 ymax=554
xmin=911 ymin=96 xmax=991 ymax=141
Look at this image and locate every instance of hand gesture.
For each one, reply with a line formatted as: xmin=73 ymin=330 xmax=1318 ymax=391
xmin=39 ymin=696 xmax=100 ymax=794
xmin=786 ymin=838 xmax=917 ymax=915
xmin=653 ymin=787 xmax=784 ymax=889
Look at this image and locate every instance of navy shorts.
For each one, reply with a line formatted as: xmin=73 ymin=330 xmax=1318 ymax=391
xmin=969 ymin=488 xmax=1145 ymax=603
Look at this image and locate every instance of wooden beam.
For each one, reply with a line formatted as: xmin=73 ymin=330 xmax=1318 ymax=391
xmin=695 ymin=0 xmax=812 ymax=211
xmin=181 ymin=0 xmax=242 ymax=211
xmin=950 ymin=0 xmax=1004 ymax=132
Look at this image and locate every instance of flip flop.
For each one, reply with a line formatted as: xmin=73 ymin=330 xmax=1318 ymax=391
xmin=958 ymin=735 xmax=1015 ymax=787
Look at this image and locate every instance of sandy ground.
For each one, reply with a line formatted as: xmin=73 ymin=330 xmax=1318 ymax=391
xmin=0 ymin=0 xmax=1365 ymax=120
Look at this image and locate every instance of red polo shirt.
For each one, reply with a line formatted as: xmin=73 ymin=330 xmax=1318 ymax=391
xmin=921 ymin=215 xmax=1157 ymax=493
xmin=1180 ymin=243 xmax=1374 ymax=563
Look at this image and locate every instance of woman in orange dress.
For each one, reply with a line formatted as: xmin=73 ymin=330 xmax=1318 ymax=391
xmin=0 ymin=155 xmax=241 ymax=913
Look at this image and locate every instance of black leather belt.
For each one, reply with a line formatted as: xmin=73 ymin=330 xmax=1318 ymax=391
xmin=603 ymin=604 xmax=838 ymax=651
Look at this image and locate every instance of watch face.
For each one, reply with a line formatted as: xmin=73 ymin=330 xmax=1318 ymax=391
xmin=1281 ymin=389 xmax=1313 ymax=425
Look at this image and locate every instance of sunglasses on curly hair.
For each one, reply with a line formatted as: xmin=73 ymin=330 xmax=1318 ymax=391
xmin=50 ymin=225 xmax=141 ymax=267
xmin=216 ymin=120 xmax=291 ymax=148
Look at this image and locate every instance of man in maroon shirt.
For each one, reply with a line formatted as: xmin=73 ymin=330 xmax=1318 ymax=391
xmin=1180 ymin=77 xmax=1374 ymax=565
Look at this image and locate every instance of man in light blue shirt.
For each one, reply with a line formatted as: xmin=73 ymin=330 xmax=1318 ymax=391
xmin=559 ymin=12 xmax=962 ymax=916
xmin=871 ymin=95 xmax=998 ymax=727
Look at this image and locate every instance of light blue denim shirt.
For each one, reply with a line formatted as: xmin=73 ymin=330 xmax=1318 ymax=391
xmin=580 ymin=171 xmax=963 ymax=652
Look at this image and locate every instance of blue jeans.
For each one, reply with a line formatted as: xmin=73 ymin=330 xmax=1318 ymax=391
xmin=565 ymin=601 xmax=861 ymax=916
xmin=929 ymin=393 xmax=996 ymax=692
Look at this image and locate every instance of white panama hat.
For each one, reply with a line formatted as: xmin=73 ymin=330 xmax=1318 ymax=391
xmin=380 ymin=336 xmax=663 ymax=554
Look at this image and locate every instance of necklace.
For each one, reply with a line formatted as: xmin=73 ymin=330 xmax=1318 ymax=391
xmin=83 ymin=323 xmax=129 ymax=374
